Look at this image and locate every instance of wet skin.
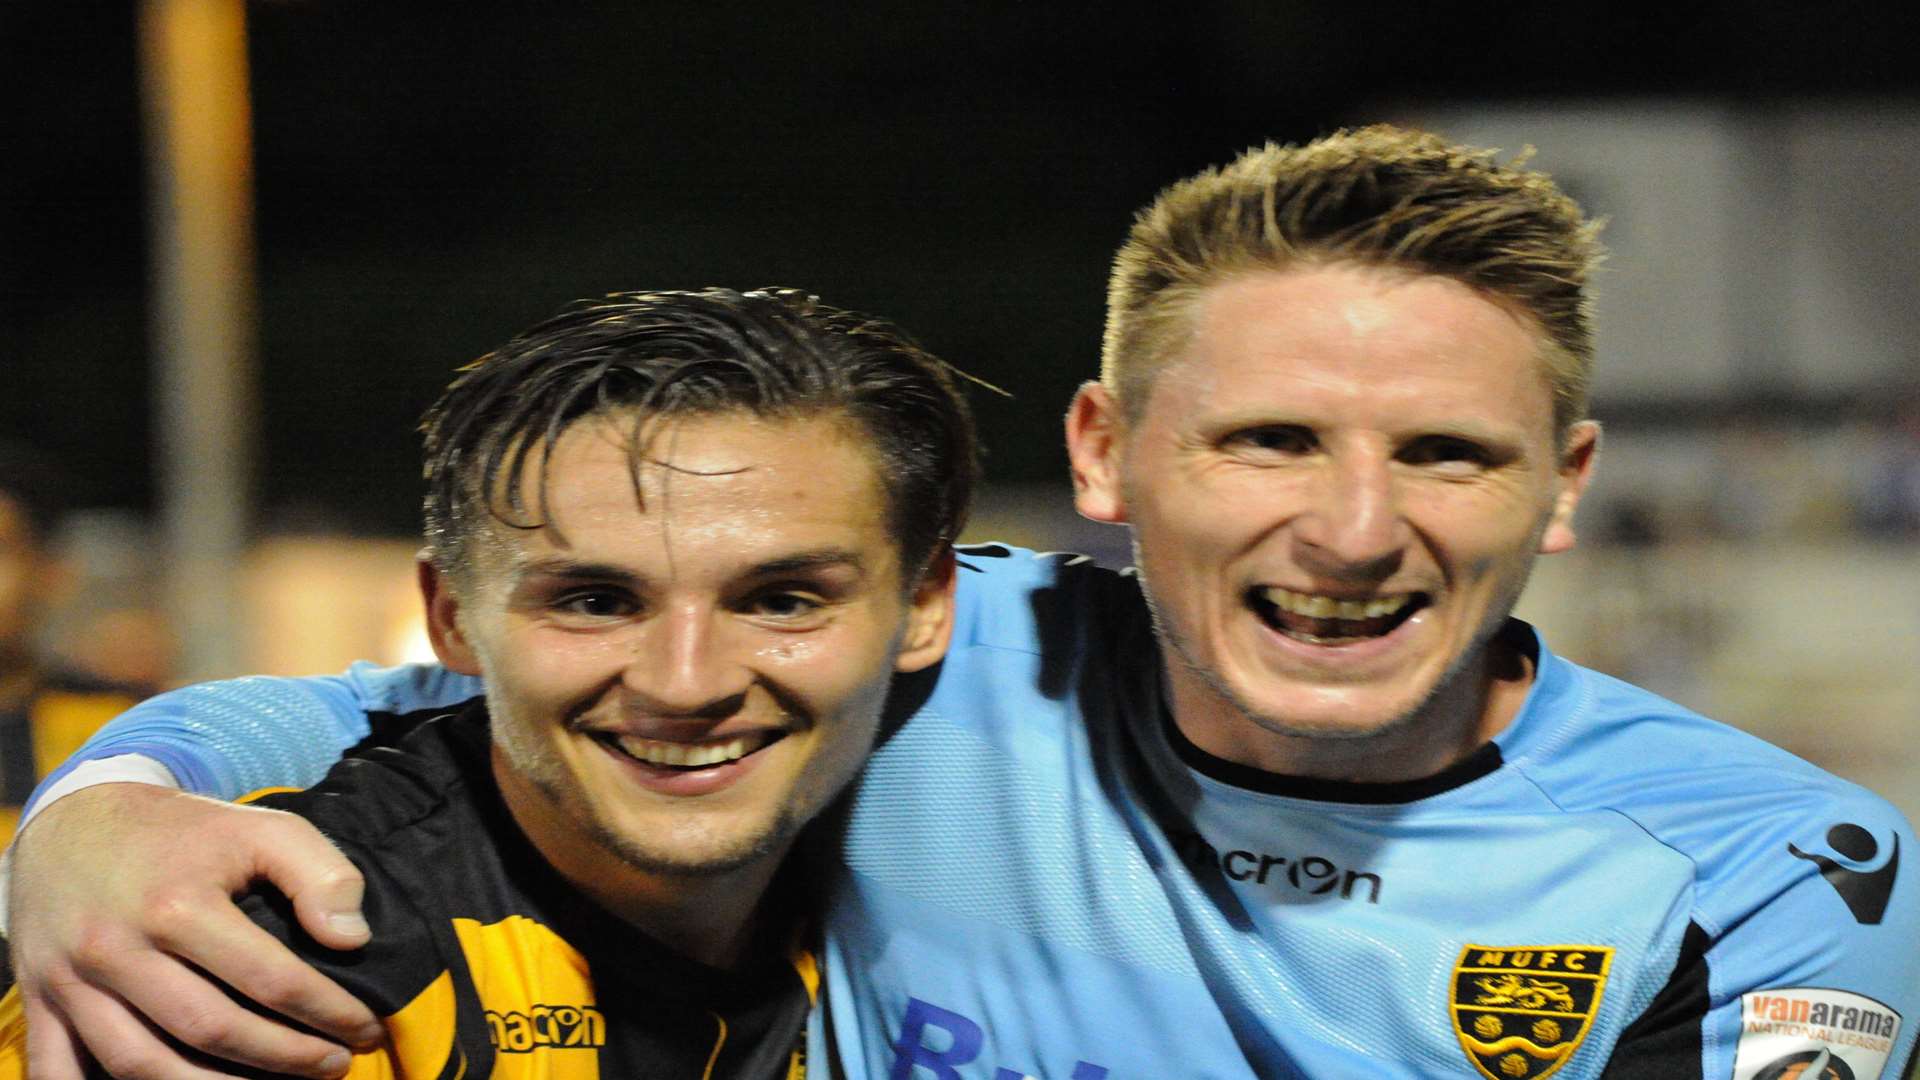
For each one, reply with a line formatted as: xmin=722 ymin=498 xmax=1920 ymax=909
xmin=424 ymin=409 xmax=952 ymax=963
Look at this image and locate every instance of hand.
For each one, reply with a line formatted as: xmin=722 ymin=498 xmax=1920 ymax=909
xmin=7 ymin=783 xmax=383 ymax=1079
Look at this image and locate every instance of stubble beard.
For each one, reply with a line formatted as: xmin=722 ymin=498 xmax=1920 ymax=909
xmin=579 ymin=788 xmax=796 ymax=880
xmin=1138 ymin=562 xmax=1534 ymax=750
xmin=494 ymin=713 xmax=797 ymax=880
xmin=1158 ymin=614 xmax=1482 ymax=744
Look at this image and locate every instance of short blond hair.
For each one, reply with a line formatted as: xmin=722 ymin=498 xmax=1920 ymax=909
xmin=1102 ymin=125 xmax=1604 ymax=439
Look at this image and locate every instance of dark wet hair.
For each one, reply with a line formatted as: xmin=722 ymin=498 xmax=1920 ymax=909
xmin=420 ymin=287 xmax=978 ymax=581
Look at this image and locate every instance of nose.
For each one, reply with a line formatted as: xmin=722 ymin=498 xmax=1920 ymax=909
xmin=1290 ymin=448 xmax=1407 ymax=580
xmin=620 ymin=601 xmax=753 ymax=719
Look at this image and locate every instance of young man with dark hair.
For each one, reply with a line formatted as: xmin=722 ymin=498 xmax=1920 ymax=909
xmin=0 ymin=286 xmax=972 ymax=1078
xmin=10 ymin=128 xmax=1918 ymax=1079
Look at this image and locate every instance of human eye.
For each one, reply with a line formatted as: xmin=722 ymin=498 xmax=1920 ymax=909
xmin=1400 ymin=435 xmax=1495 ymax=472
xmin=1223 ymin=424 xmax=1316 ymax=458
xmin=550 ymin=588 xmax=639 ymax=622
xmin=746 ymin=589 xmax=827 ymax=624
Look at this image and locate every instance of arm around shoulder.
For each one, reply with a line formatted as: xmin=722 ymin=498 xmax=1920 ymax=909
xmin=26 ymin=664 xmax=469 ymax=814
xmin=4 ymin=783 xmax=382 ymax=1079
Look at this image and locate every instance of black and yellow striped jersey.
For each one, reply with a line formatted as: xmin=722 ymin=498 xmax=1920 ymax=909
xmin=233 ymin=704 xmax=815 ymax=1080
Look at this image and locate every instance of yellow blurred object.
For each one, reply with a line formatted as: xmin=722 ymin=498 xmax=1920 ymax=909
xmin=0 ymin=682 xmax=137 ymax=848
xmin=0 ymin=986 xmax=24 ymax=1080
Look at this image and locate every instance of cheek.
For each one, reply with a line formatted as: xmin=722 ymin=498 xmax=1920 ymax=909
xmin=1131 ymin=486 xmax=1235 ymax=558
xmin=520 ymin=622 xmax=634 ymax=663
xmin=806 ymin=698 xmax=888 ymax=795
xmin=1151 ymin=465 xmax=1304 ymax=542
xmin=757 ymin=638 xmax=868 ymax=702
xmin=1134 ymin=493 xmax=1265 ymax=593
xmin=1411 ymin=482 xmax=1554 ymax=562
xmin=755 ymin=638 xmax=817 ymax=664
xmin=800 ymin=636 xmax=901 ymax=733
xmin=760 ymin=607 xmax=908 ymax=688
xmin=480 ymin=626 xmax=622 ymax=701
xmin=798 ymin=646 xmax=896 ymax=715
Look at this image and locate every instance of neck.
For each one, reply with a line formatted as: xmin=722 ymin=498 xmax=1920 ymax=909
xmin=491 ymin=750 xmax=782 ymax=970
xmin=563 ymin=859 xmax=777 ymax=970
xmin=1168 ymin=635 xmax=1535 ymax=785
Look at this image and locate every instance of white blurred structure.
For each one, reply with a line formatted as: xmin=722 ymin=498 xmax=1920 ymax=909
xmin=1409 ymin=101 xmax=1920 ymax=403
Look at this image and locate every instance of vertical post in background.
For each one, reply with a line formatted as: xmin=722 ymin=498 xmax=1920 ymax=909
xmin=138 ymin=0 xmax=257 ymax=680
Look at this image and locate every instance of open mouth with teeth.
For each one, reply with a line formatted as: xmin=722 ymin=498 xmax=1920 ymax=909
xmin=594 ymin=731 xmax=782 ymax=771
xmin=1250 ymin=586 xmax=1428 ymax=644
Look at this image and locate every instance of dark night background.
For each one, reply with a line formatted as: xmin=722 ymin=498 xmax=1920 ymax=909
xmin=7 ymin=3 xmax=1920 ymax=535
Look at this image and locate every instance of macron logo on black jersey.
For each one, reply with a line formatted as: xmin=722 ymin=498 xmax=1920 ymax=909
xmin=1789 ymin=822 xmax=1899 ymax=925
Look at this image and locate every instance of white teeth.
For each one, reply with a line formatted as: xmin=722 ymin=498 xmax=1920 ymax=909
xmin=1260 ymin=587 xmax=1412 ymax=621
xmin=612 ymin=733 xmax=765 ymax=768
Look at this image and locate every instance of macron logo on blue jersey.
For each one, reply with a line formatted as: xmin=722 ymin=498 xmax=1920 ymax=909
xmin=890 ymin=998 xmax=1109 ymax=1080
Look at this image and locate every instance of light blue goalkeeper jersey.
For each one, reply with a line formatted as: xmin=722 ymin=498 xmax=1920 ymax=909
xmin=40 ymin=546 xmax=1919 ymax=1080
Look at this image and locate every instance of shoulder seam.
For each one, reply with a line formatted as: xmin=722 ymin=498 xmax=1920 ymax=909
xmin=1503 ymin=749 xmax=1718 ymax=938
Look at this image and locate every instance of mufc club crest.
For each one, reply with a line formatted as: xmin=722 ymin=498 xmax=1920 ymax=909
xmin=1449 ymin=944 xmax=1614 ymax=1079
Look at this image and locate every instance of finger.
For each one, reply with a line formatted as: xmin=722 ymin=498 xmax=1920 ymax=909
xmin=136 ymin=900 xmax=380 ymax=1051
xmin=23 ymin=994 xmax=90 ymax=1080
xmin=42 ymin=977 xmax=241 ymax=1080
xmin=259 ymin=835 xmax=370 ymax=952
xmin=77 ymin=943 xmax=357 ymax=1079
xmin=233 ymin=808 xmax=370 ymax=951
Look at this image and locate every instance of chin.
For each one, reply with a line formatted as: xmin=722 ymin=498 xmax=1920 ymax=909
xmin=1242 ymin=700 xmax=1426 ymax=743
xmin=1207 ymin=666 xmax=1435 ymax=745
xmin=593 ymin=813 xmax=793 ymax=879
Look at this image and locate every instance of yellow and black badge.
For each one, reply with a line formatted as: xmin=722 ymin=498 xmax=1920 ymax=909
xmin=1449 ymin=944 xmax=1614 ymax=1080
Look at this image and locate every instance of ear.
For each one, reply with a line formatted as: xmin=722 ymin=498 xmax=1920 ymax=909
xmin=418 ymin=559 xmax=483 ymax=675
xmin=1064 ymin=381 xmax=1129 ymax=524
xmin=893 ymin=546 xmax=957 ymax=674
xmin=1538 ymin=421 xmax=1601 ymax=556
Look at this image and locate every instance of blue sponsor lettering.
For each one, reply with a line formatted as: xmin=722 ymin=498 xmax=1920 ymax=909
xmin=890 ymin=997 xmax=1109 ymax=1079
xmin=891 ymin=998 xmax=983 ymax=1080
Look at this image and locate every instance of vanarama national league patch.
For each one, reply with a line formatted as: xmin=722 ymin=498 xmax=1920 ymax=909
xmin=1449 ymin=944 xmax=1613 ymax=1079
xmin=1733 ymin=987 xmax=1903 ymax=1080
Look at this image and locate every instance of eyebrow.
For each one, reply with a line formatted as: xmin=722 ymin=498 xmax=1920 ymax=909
xmin=745 ymin=549 xmax=871 ymax=577
xmin=509 ymin=549 xmax=871 ymax=586
xmin=1208 ymin=407 xmax=1521 ymax=438
xmin=511 ymin=559 xmax=643 ymax=586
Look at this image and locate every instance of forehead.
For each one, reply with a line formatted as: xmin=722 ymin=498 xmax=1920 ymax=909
xmin=475 ymin=409 xmax=895 ymax=578
xmin=1147 ymin=265 xmax=1556 ymax=433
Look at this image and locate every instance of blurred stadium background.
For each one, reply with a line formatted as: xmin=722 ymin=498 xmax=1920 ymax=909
xmin=4 ymin=4 xmax=1916 ymax=819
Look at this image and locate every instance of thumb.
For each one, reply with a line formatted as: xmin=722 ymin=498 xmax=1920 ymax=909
xmin=248 ymin=810 xmax=370 ymax=950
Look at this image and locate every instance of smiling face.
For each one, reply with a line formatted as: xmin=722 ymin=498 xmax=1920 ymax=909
xmin=426 ymin=409 xmax=952 ymax=905
xmin=1069 ymin=264 xmax=1596 ymax=781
